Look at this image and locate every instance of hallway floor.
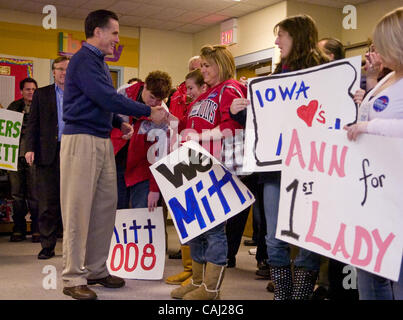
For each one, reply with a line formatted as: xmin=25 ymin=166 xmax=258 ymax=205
xmin=0 ymin=224 xmax=273 ymax=301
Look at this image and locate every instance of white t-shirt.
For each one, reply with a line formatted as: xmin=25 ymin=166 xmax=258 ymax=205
xmin=359 ymin=71 xmax=403 ymax=138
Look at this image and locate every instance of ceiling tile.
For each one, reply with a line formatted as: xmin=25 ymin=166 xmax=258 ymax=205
xmin=194 ymin=14 xmax=231 ymax=26
xmin=128 ymin=3 xmax=163 ymax=17
xmin=174 ymin=23 xmax=207 ymax=34
xmin=158 ymin=0 xmax=205 ymax=11
xmin=242 ymin=0 xmax=283 ymax=7
xmin=106 ymin=1 xmax=143 ymax=15
xmin=173 ymin=11 xmax=210 ymax=24
xmin=12 ymin=1 xmax=45 ymax=14
xmin=118 ymin=15 xmax=145 ymax=26
xmin=0 ymin=0 xmax=25 ymax=11
xmin=65 ymin=8 xmax=92 ymax=19
xmin=80 ymin=0 xmax=118 ymax=10
xmin=149 ymin=7 xmax=187 ymax=20
xmin=138 ymin=17 xmax=177 ymax=28
xmin=217 ymin=3 xmax=261 ymax=16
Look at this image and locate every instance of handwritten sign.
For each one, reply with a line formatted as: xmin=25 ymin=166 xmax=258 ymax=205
xmin=107 ymin=207 xmax=165 ymax=280
xmin=243 ymin=56 xmax=361 ymax=172
xmin=277 ymin=127 xmax=403 ymax=281
xmin=0 ymin=109 xmax=23 ymax=171
xmin=151 ymin=141 xmax=255 ymax=244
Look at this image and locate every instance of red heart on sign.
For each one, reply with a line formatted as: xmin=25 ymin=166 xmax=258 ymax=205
xmin=297 ymin=100 xmax=319 ymax=127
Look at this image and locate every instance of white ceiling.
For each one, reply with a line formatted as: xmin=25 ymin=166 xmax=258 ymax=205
xmin=0 ymin=0 xmax=374 ymax=34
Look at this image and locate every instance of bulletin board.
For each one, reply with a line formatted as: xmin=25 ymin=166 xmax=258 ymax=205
xmin=0 ymin=57 xmax=33 ymax=102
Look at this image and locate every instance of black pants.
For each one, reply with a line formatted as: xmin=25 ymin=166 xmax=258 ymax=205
xmin=37 ymin=155 xmax=62 ymax=250
xmin=8 ymin=157 xmax=38 ymax=235
xmin=226 ymin=174 xmax=260 ymax=261
xmin=253 ymin=183 xmax=268 ymax=264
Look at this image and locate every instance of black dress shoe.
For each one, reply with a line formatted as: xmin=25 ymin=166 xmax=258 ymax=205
xmin=63 ymin=285 xmax=97 ymax=300
xmin=168 ymin=249 xmax=182 ymax=259
xmin=256 ymin=268 xmax=271 ymax=278
xmin=87 ymin=275 xmax=125 ymax=288
xmin=10 ymin=233 xmax=26 ymax=242
xmin=256 ymin=260 xmax=271 ymax=279
xmin=227 ymin=257 xmax=236 ymax=268
xmin=257 ymin=260 xmax=269 ymax=270
xmin=38 ymin=248 xmax=55 ymax=259
xmin=243 ymin=239 xmax=257 ymax=246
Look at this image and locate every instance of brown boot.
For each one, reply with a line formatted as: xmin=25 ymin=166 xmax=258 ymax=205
xmin=171 ymin=261 xmax=204 ymax=299
xmin=183 ymin=262 xmax=225 ymax=300
xmin=165 ymin=245 xmax=193 ymax=285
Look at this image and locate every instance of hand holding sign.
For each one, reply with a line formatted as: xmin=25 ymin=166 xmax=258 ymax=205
xmin=230 ymin=98 xmax=250 ymax=115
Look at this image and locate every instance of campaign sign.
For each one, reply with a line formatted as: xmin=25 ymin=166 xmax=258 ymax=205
xmin=243 ymin=56 xmax=361 ymax=172
xmin=0 ymin=109 xmax=23 ymax=171
xmin=277 ymin=127 xmax=403 ymax=281
xmin=151 ymin=141 xmax=255 ymax=244
xmin=107 ymin=207 xmax=165 ymax=280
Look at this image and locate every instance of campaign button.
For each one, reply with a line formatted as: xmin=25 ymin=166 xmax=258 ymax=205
xmin=373 ymin=96 xmax=389 ymax=112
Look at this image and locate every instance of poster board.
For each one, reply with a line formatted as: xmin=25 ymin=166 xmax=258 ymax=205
xmin=0 ymin=109 xmax=23 ymax=171
xmin=277 ymin=127 xmax=403 ymax=281
xmin=107 ymin=207 xmax=166 ymax=280
xmin=243 ymin=56 xmax=361 ymax=172
xmin=151 ymin=141 xmax=255 ymax=244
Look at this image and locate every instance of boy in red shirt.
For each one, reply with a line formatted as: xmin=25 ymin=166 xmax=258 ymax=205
xmin=111 ymin=71 xmax=172 ymax=210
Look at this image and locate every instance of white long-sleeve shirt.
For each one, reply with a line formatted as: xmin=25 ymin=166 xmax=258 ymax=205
xmin=359 ymin=71 xmax=403 ymax=138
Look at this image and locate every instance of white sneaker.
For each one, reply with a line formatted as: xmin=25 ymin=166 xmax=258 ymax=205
xmin=248 ymin=247 xmax=257 ymax=255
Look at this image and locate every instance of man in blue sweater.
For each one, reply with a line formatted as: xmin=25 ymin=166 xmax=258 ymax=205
xmin=61 ymin=9 xmax=167 ymax=300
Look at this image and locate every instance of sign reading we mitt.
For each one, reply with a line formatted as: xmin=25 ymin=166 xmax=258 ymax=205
xmin=151 ymin=141 xmax=255 ymax=244
xmin=0 ymin=109 xmax=23 ymax=171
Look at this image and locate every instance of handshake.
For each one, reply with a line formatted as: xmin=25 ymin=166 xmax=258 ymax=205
xmin=150 ymin=105 xmax=177 ymax=125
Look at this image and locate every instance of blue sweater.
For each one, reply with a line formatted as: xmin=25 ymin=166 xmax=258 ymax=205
xmin=63 ymin=43 xmax=151 ymax=138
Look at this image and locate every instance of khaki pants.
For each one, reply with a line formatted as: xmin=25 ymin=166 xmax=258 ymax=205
xmin=60 ymin=134 xmax=117 ymax=287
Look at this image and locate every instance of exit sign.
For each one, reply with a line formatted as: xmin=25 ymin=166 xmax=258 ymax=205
xmin=221 ymin=18 xmax=238 ymax=46
xmin=221 ymin=29 xmax=234 ymax=45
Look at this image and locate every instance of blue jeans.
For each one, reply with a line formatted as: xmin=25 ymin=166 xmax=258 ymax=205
xmin=188 ymin=223 xmax=227 ymax=266
xmin=264 ymin=179 xmax=320 ymax=271
xmin=129 ymin=180 xmax=149 ymax=209
xmin=357 ymin=256 xmax=403 ymax=300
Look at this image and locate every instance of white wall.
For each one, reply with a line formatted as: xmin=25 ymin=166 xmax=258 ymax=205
xmin=139 ymin=28 xmax=193 ymax=86
xmin=193 ymin=1 xmax=287 ymax=64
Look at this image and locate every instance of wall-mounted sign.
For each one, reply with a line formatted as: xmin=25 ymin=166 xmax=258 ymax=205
xmin=221 ymin=18 xmax=238 ymax=46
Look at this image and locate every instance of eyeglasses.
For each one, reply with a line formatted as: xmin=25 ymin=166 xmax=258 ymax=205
xmin=54 ymin=68 xmax=67 ymax=72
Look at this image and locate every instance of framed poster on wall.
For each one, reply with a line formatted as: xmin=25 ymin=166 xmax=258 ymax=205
xmin=0 ymin=57 xmax=33 ymax=106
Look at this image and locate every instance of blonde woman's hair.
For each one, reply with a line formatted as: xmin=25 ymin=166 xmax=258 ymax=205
xmin=373 ymin=7 xmax=403 ymax=69
xmin=200 ymin=45 xmax=235 ymax=82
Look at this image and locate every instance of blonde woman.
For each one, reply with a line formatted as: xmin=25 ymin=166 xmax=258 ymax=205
xmin=344 ymin=7 xmax=403 ymax=300
xmin=171 ymin=45 xmax=245 ymax=300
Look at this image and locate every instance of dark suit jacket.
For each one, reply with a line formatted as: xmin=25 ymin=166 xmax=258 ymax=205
xmin=26 ymin=84 xmax=59 ymax=166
